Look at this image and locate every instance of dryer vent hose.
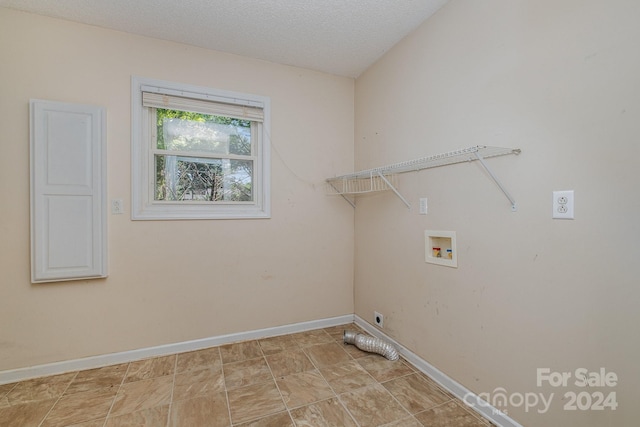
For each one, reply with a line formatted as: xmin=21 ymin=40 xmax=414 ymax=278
xmin=343 ymin=330 xmax=399 ymax=361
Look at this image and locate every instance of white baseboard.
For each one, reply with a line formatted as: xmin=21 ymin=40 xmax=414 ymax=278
xmin=0 ymin=314 xmax=354 ymax=385
xmin=1 ymin=312 xmax=523 ymax=427
xmin=353 ymin=315 xmax=523 ymax=427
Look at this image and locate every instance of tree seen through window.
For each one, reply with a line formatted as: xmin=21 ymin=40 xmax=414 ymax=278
xmin=154 ymin=109 xmax=253 ymax=202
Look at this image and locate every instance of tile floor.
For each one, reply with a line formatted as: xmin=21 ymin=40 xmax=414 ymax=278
xmin=0 ymin=324 xmax=493 ymax=426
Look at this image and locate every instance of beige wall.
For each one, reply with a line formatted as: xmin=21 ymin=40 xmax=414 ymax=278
xmin=354 ymin=0 xmax=639 ymax=425
xmin=3 ymin=2 xmax=639 ymax=425
xmin=0 ymin=8 xmax=354 ymax=370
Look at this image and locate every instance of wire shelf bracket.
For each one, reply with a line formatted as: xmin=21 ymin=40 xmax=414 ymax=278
xmin=376 ymin=172 xmax=410 ymax=208
xmin=326 ymin=145 xmax=521 ymax=211
xmin=473 ymin=151 xmax=518 ymax=211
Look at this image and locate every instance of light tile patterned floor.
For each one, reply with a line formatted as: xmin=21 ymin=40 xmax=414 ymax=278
xmin=0 ymin=324 xmax=493 ymax=426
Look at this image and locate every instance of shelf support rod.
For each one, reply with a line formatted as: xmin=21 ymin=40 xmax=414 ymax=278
xmin=340 ymin=194 xmax=356 ymax=209
xmin=328 ymin=182 xmax=356 ymax=208
xmin=377 ymin=172 xmax=411 ymax=209
xmin=473 ymin=152 xmax=517 ymax=211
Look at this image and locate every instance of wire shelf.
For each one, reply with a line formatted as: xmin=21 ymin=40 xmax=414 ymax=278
xmin=327 ymin=145 xmax=520 ymax=185
xmin=325 ymin=145 xmax=520 ymax=210
xmin=326 ymin=173 xmax=398 ymax=195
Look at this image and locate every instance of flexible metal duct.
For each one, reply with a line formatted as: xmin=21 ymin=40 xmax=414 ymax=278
xmin=343 ymin=330 xmax=399 ymax=361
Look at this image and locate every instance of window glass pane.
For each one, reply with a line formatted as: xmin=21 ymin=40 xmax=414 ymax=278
xmin=157 ymin=109 xmax=251 ymax=156
xmin=155 ymin=155 xmax=253 ymax=202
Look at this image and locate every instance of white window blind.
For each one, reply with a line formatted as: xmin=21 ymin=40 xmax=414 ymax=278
xmin=142 ymin=91 xmax=264 ymax=122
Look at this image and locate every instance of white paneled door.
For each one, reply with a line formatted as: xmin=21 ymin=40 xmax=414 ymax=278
xmin=30 ymin=100 xmax=107 ymax=282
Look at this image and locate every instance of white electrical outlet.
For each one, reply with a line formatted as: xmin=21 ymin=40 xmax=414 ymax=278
xmin=111 ymin=199 xmax=124 ymax=215
xmin=552 ymin=190 xmax=574 ymax=219
xmin=419 ymin=198 xmax=428 ymax=215
xmin=374 ymin=311 xmax=384 ymax=328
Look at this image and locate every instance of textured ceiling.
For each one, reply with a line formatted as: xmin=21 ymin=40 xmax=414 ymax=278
xmin=0 ymin=0 xmax=448 ymax=77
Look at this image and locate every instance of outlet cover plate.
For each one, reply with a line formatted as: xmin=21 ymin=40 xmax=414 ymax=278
xmin=111 ymin=199 xmax=124 ymax=215
xmin=553 ymin=190 xmax=574 ymax=219
xmin=419 ymin=198 xmax=428 ymax=215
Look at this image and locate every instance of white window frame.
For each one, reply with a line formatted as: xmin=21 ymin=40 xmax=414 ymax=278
xmin=131 ymin=76 xmax=271 ymax=220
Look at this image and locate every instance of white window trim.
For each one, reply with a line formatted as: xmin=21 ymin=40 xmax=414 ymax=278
xmin=131 ymin=76 xmax=271 ymax=220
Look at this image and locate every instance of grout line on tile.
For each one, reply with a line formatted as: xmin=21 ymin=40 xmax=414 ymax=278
xmin=459 ymin=397 xmax=494 ymax=426
xmin=333 ymin=390 xmax=362 ymax=427
xmin=220 ymin=346 xmax=235 ymax=426
xmin=418 ymin=398 xmax=456 ymax=413
xmin=380 ymin=378 xmax=419 ymax=421
xmin=314 ymin=326 xmax=362 ymax=427
xmin=37 ymin=370 xmax=80 ymax=427
xmin=102 ymin=362 xmax=131 ymax=426
xmin=164 ymin=353 xmax=179 ymax=427
xmin=0 ymin=382 xmax=18 ymax=399
xmin=257 ymin=337 xmax=295 ymax=426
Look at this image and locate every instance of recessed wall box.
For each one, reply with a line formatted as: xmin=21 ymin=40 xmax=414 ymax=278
xmin=425 ymin=230 xmax=457 ymax=268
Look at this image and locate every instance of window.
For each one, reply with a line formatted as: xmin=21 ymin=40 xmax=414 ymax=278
xmin=131 ymin=77 xmax=270 ymax=219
